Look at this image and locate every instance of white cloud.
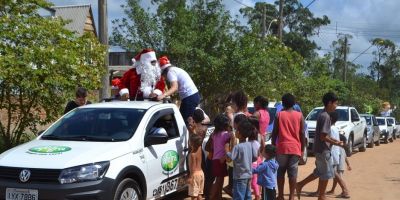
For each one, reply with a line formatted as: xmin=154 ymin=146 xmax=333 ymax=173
xmin=308 ymin=0 xmax=400 ymax=72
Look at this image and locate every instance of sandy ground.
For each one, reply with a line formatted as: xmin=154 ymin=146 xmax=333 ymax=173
xmin=171 ymin=139 xmax=400 ymax=200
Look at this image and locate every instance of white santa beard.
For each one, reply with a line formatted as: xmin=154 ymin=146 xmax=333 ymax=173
xmin=137 ymin=62 xmax=161 ymax=98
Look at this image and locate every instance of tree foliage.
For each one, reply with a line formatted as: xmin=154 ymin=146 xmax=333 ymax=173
xmin=110 ymin=0 xmax=399 ymax=118
xmin=0 ymin=0 xmax=106 ymax=150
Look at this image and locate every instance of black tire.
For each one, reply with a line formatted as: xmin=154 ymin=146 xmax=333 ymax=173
xmin=393 ymin=133 xmax=397 ymax=140
xmin=367 ymin=135 xmax=374 ymax=148
xmin=114 ymin=178 xmax=142 ymax=200
xmin=375 ymin=137 xmax=380 ymax=146
xmin=347 ymin=136 xmax=353 ymax=157
xmin=389 ymin=137 xmax=394 ymax=143
xmin=359 ymin=134 xmax=367 ymax=152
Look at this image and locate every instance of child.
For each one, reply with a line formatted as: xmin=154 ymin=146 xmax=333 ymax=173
xmin=327 ymin=134 xmax=352 ymax=198
xmin=207 ymin=114 xmax=232 ymax=200
xmin=188 ymin=134 xmax=205 ymax=200
xmin=248 ymin=116 xmax=262 ymax=200
xmin=188 ymin=109 xmax=208 ymax=139
xmin=224 ymin=113 xmax=248 ymax=197
xmin=227 ymin=119 xmax=258 ymax=200
xmin=253 ymin=96 xmax=270 ymax=147
xmin=252 ymin=145 xmax=279 ymax=200
xmin=310 ymin=112 xmax=350 ymax=198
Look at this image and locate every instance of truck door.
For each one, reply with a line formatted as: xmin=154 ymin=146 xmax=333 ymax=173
xmin=350 ymin=109 xmax=362 ymax=144
xmin=143 ymin=108 xmax=188 ymax=199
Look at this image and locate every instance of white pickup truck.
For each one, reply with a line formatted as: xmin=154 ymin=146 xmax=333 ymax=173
xmin=306 ymin=106 xmax=367 ymax=155
xmin=0 ymin=101 xmax=193 ymax=200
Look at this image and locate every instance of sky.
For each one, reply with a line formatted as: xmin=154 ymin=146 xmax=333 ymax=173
xmin=49 ymin=0 xmax=400 ymax=73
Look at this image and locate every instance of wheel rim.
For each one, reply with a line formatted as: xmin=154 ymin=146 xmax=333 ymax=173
xmin=120 ymin=188 xmax=139 ymax=200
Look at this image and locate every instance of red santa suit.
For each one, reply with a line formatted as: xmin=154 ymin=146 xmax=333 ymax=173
xmin=118 ymin=49 xmax=165 ymax=100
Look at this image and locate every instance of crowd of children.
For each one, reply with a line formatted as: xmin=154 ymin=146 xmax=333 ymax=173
xmin=186 ymin=91 xmax=352 ymax=200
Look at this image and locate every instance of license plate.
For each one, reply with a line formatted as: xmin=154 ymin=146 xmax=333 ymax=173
xmin=309 ymin=138 xmax=314 ymax=143
xmin=6 ymin=188 xmax=38 ymax=200
xmin=152 ymin=175 xmax=188 ymax=197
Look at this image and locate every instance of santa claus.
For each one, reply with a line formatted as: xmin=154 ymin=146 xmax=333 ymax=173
xmin=118 ymin=49 xmax=165 ymax=100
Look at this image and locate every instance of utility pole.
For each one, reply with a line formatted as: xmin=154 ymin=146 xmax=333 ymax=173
xmin=278 ymin=0 xmax=284 ymax=41
xmin=98 ymin=0 xmax=109 ymax=101
xmin=261 ymin=5 xmax=266 ymax=38
xmin=343 ymin=36 xmax=348 ymax=83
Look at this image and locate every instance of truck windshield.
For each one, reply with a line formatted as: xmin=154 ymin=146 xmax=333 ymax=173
xmin=362 ymin=116 xmax=372 ymax=125
xmin=41 ymin=108 xmax=146 ymax=142
xmin=306 ymin=108 xmax=349 ymax=121
xmin=377 ymin=118 xmax=385 ymax=125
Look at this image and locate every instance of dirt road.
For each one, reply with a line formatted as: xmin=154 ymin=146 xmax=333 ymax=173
xmin=171 ymin=139 xmax=400 ymax=199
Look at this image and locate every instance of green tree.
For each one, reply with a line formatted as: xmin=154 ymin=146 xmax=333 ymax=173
xmin=111 ymin=0 xmax=306 ymax=115
xmin=0 ymin=0 xmax=106 ymax=150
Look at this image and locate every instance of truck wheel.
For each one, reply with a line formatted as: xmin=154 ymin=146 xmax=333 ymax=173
xmin=393 ymin=133 xmax=397 ymax=140
xmin=347 ymin=136 xmax=353 ymax=157
xmin=375 ymin=137 xmax=380 ymax=146
xmin=359 ymin=135 xmax=367 ymax=152
xmin=114 ymin=178 xmax=142 ymax=200
xmin=367 ymin=134 xmax=374 ymax=148
xmin=389 ymin=137 xmax=394 ymax=143
xmin=299 ymin=147 xmax=308 ymax=165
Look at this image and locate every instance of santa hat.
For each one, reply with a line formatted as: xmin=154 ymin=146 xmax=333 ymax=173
xmin=135 ymin=48 xmax=157 ymax=65
xmin=159 ymin=56 xmax=171 ymax=70
xmin=119 ymin=88 xmax=129 ymax=96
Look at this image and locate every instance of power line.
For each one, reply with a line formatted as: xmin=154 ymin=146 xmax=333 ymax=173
xmin=318 ymin=48 xmax=374 ymax=55
xmin=351 ymin=44 xmax=374 ymax=62
xmin=305 ymin=0 xmax=317 ymax=8
xmin=232 ymin=0 xmax=251 ymax=8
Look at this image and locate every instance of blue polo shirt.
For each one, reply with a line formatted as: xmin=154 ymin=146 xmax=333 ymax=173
xmin=252 ymin=158 xmax=278 ymax=189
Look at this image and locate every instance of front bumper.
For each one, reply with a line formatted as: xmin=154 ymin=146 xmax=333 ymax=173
xmin=380 ymin=131 xmax=389 ymax=139
xmin=0 ymin=177 xmax=114 ymax=200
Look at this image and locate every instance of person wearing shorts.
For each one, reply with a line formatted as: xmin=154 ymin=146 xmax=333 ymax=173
xmin=297 ymin=92 xmax=344 ymax=200
xmin=188 ymin=134 xmax=205 ymax=200
xmin=188 ymin=171 xmax=205 ymax=199
xmin=272 ymin=93 xmax=305 ymax=200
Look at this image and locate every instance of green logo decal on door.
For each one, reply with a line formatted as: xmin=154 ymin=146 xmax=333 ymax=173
xmin=161 ymin=150 xmax=179 ymax=174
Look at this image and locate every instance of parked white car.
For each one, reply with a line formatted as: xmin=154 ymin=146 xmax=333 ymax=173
xmin=306 ymin=106 xmax=367 ymax=155
xmin=386 ymin=117 xmax=397 ymax=141
xmin=0 ymin=101 xmax=192 ymax=200
xmin=376 ymin=116 xmax=394 ymax=143
xmin=395 ymin=120 xmax=400 ymax=139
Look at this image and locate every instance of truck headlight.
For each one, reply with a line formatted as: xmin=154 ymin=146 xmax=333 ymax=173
xmin=58 ymin=161 xmax=110 ymax=184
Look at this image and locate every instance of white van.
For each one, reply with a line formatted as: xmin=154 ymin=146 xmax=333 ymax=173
xmin=0 ymin=101 xmax=190 ymax=200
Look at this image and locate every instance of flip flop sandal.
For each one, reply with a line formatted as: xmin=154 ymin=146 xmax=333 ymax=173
xmin=337 ymin=193 xmax=351 ymax=199
xmin=307 ymin=192 xmax=319 ymax=197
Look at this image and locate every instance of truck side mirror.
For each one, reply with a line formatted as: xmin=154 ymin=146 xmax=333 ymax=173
xmin=145 ymin=128 xmax=168 ymax=146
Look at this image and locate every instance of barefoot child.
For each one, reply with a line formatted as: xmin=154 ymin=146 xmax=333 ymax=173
xmin=327 ymin=134 xmax=352 ymax=198
xmin=188 ymin=134 xmax=205 ymax=200
xmin=253 ymin=144 xmax=279 ymax=200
